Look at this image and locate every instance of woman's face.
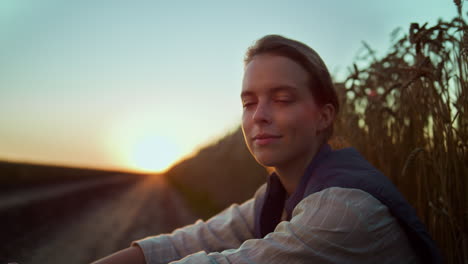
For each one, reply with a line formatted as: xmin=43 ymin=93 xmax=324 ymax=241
xmin=241 ymin=54 xmax=329 ymax=170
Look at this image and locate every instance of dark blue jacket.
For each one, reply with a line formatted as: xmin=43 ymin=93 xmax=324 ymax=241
xmin=254 ymin=144 xmax=442 ymax=263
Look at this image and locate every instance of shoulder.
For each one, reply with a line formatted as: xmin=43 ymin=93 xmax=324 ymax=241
xmin=253 ymin=183 xmax=267 ymax=199
xmin=306 ymin=148 xmax=403 ymax=208
xmin=288 ymin=187 xmax=419 ymax=261
xmin=292 ymin=187 xmax=383 ymax=229
xmin=293 ymin=187 xmax=393 ymax=226
xmin=301 ymin=187 xmax=382 ymax=210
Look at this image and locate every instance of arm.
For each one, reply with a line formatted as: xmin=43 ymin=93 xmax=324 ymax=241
xmin=134 ymin=197 xmax=257 ymax=264
xmin=168 ymin=187 xmax=421 ymax=264
xmin=91 ymin=246 xmax=146 ymax=264
xmin=92 ymin=193 xmax=258 ymax=264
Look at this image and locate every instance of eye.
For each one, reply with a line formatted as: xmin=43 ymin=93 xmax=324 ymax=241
xmin=274 ymin=98 xmax=293 ymax=104
xmin=242 ymin=101 xmax=256 ymax=108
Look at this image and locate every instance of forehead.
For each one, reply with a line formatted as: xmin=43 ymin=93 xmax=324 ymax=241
xmin=242 ymin=54 xmax=309 ymax=94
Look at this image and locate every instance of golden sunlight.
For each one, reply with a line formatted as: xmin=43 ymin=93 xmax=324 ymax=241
xmin=129 ymin=135 xmax=181 ymax=173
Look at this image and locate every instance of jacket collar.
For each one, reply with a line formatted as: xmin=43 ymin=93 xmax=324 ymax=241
xmin=256 ymin=143 xmax=332 ymax=238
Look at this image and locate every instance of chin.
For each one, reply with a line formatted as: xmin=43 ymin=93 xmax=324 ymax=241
xmin=252 ymin=152 xmax=281 ymax=167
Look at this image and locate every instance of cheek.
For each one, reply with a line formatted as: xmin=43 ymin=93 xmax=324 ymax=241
xmin=280 ymin=110 xmax=319 ymax=136
xmin=241 ymin=113 xmax=251 ymax=132
xmin=241 ymin=115 xmax=252 ymax=143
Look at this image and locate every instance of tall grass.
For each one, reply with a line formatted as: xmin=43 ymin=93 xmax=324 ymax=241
xmin=334 ymin=13 xmax=467 ymax=263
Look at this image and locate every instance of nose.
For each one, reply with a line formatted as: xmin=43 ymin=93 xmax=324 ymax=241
xmin=252 ymin=101 xmax=272 ymax=124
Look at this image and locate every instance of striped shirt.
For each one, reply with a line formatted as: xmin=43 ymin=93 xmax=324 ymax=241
xmin=133 ymin=186 xmax=421 ymax=264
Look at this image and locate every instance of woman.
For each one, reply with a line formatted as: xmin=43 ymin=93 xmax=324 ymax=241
xmin=93 ymin=35 xmax=440 ymax=264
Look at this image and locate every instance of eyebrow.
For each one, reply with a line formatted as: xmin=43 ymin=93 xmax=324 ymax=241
xmin=240 ymin=85 xmax=298 ymax=98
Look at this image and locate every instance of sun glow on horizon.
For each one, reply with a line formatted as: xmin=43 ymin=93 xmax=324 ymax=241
xmin=105 ymin=112 xmax=191 ymax=174
xmin=127 ymin=134 xmax=181 ymax=173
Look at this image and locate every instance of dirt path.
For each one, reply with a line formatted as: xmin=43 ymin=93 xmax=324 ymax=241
xmin=12 ymin=176 xmax=197 ymax=264
xmin=0 ymin=175 xmax=132 ymax=211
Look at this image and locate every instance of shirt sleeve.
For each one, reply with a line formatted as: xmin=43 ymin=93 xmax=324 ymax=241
xmin=168 ymin=187 xmax=421 ymax=264
xmin=132 ymin=186 xmax=261 ymax=264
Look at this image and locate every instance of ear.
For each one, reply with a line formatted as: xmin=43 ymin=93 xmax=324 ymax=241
xmin=317 ymin=103 xmax=335 ymax=131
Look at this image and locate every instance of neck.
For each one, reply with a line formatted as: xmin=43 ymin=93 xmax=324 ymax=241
xmin=274 ymin=142 xmax=323 ymax=195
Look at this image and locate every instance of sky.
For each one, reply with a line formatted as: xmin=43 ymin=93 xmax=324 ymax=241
xmin=0 ymin=0 xmax=462 ymax=173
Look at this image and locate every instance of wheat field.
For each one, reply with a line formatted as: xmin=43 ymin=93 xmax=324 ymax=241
xmin=333 ymin=11 xmax=467 ymax=263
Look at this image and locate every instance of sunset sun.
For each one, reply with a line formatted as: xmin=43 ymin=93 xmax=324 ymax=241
xmin=129 ymin=135 xmax=181 ymax=173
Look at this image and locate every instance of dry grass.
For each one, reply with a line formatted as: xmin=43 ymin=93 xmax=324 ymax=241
xmin=334 ymin=13 xmax=467 ymax=263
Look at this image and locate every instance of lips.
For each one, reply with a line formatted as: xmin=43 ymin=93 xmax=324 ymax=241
xmin=253 ymin=133 xmax=282 ymax=146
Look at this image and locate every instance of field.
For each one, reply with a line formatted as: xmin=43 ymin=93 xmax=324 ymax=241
xmin=333 ymin=14 xmax=467 ymax=263
xmin=0 ymin=162 xmax=196 ymax=264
